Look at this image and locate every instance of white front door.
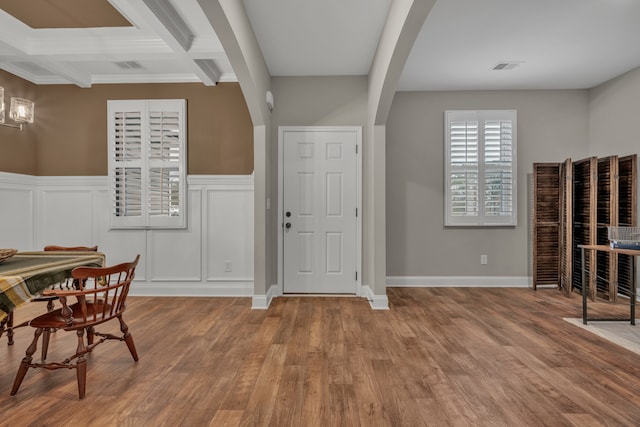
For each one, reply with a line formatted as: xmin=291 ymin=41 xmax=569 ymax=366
xmin=281 ymin=127 xmax=359 ymax=294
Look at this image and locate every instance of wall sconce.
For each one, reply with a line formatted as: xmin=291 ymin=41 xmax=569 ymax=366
xmin=0 ymin=86 xmax=35 ymax=130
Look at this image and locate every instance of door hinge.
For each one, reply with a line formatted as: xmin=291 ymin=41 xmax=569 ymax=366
xmin=356 ymin=271 xmax=358 ymax=281
xmin=356 ymin=208 xmax=358 ymax=217
xmin=355 ymin=145 xmax=358 ymax=154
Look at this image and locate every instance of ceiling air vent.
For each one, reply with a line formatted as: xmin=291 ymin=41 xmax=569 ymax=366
xmin=114 ymin=61 xmax=143 ymax=70
xmin=492 ymin=62 xmax=520 ymax=71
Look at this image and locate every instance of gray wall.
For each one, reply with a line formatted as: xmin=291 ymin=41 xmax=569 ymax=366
xmin=589 ymin=65 xmax=640 ymax=231
xmin=386 ymin=90 xmax=590 ymax=277
xmin=589 ymin=67 xmax=640 ymax=157
xmin=269 ymin=76 xmax=369 ymax=286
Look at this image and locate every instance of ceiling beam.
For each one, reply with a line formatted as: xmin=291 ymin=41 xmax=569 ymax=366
xmin=193 ymin=59 xmax=221 ymax=86
xmin=34 ymin=59 xmax=92 ymax=88
xmin=197 ymin=0 xmax=270 ymax=124
xmin=369 ymin=0 xmax=436 ymax=125
xmin=141 ymin=0 xmax=194 ymax=52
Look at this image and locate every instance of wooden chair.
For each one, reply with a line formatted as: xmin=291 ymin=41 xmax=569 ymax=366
xmin=10 ymin=255 xmax=140 ymax=399
xmin=2 ymin=245 xmax=98 ymax=347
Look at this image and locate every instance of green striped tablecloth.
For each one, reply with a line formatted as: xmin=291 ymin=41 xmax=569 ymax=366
xmin=0 ymin=251 xmax=105 ymax=322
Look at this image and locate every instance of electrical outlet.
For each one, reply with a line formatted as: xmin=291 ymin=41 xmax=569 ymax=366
xmin=480 ymin=254 xmax=488 ymax=265
xmin=224 ymin=261 xmax=232 ymax=272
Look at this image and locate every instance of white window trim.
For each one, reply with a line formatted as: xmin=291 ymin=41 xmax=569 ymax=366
xmin=444 ymin=110 xmax=517 ymax=227
xmin=107 ymin=99 xmax=187 ymax=229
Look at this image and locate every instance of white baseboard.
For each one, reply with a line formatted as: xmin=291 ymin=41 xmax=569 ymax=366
xmin=130 ymin=281 xmax=254 ymax=297
xmin=252 ymin=284 xmax=280 ymax=309
xmin=362 ymin=285 xmax=389 ymax=310
xmin=387 ymin=276 xmax=531 ymax=288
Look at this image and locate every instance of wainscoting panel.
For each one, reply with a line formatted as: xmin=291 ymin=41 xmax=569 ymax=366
xmin=93 ymin=188 xmax=148 ymax=282
xmin=204 ymin=179 xmax=254 ymax=285
xmin=148 ymin=188 xmax=202 ymax=282
xmin=38 ymin=189 xmax=95 ymax=249
xmin=0 ymin=172 xmax=36 ymax=250
xmin=0 ymin=172 xmax=254 ymax=296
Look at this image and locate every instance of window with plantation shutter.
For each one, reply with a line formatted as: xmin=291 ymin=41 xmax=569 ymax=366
xmin=445 ymin=110 xmax=517 ymax=226
xmin=108 ymin=99 xmax=187 ymax=229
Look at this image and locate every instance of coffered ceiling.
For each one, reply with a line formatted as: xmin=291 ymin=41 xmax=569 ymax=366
xmin=1 ymin=0 xmax=640 ymax=91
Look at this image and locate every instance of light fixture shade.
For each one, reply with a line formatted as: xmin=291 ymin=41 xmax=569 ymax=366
xmin=10 ymin=97 xmax=34 ymax=124
xmin=0 ymin=86 xmax=5 ymax=124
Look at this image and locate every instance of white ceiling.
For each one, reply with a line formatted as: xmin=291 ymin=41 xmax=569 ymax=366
xmin=399 ymin=0 xmax=640 ymax=91
xmin=1 ymin=0 xmax=640 ymax=92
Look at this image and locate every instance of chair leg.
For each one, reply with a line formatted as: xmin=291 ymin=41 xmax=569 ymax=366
xmin=118 ymin=315 xmax=139 ymax=361
xmin=76 ymin=357 xmax=87 ymax=399
xmin=87 ymin=326 xmax=94 ymax=345
xmin=10 ymin=328 xmax=43 ymax=396
xmin=41 ymin=328 xmax=51 ymax=361
xmin=6 ymin=311 xmax=15 ymax=346
xmin=46 ymin=300 xmax=55 ymax=312
xmin=75 ymin=328 xmax=87 ymax=399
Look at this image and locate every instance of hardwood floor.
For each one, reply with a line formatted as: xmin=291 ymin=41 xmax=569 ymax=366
xmin=2 ymin=287 xmax=640 ymax=426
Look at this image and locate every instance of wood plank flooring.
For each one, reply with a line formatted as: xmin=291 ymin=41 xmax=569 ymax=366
xmin=2 ymin=288 xmax=640 ymax=426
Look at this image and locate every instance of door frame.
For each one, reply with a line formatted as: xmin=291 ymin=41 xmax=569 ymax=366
xmin=277 ymin=126 xmax=363 ymax=295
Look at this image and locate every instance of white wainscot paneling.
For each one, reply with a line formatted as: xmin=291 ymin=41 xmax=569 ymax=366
xmin=38 ymin=188 xmax=94 ymax=248
xmin=0 ymin=173 xmax=255 ymax=297
xmin=36 ymin=177 xmax=105 ymax=251
xmin=0 ymin=173 xmax=36 ymax=249
xmin=207 ymin=185 xmax=254 ymax=283
xmin=148 ymin=188 xmax=202 ymax=281
xmin=93 ymin=189 xmax=148 ymax=281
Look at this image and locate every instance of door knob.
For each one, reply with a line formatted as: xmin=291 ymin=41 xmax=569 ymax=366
xmin=286 ymin=211 xmax=291 ymax=217
xmin=285 ymin=222 xmax=291 ymax=229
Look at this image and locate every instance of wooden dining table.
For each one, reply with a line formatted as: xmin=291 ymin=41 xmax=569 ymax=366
xmin=0 ymin=251 xmax=105 ymax=339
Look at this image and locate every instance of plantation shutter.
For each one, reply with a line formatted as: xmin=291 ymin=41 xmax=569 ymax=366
xmin=449 ymin=119 xmax=479 ymax=217
xmin=108 ymin=99 xmax=187 ymax=229
xmin=445 ymin=110 xmax=517 ymax=226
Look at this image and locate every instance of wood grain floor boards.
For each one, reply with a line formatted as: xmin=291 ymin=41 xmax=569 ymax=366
xmin=3 ymin=288 xmax=640 ymax=426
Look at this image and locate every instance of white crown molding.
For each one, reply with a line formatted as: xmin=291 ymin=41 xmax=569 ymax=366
xmin=91 ymin=73 xmax=203 ymax=85
xmin=28 ymin=33 xmax=171 ymax=56
xmin=35 ymin=59 xmax=92 ymax=88
xmin=0 ymin=64 xmax=43 ymax=85
xmin=218 ymin=73 xmax=239 ymax=82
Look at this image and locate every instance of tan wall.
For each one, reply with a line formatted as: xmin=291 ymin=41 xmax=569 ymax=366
xmin=0 ymin=70 xmax=38 ymax=175
xmin=34 ymin=82 xmax=253 ymax=176
xmin=386 ymin=90 xmax=590 ymax=277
